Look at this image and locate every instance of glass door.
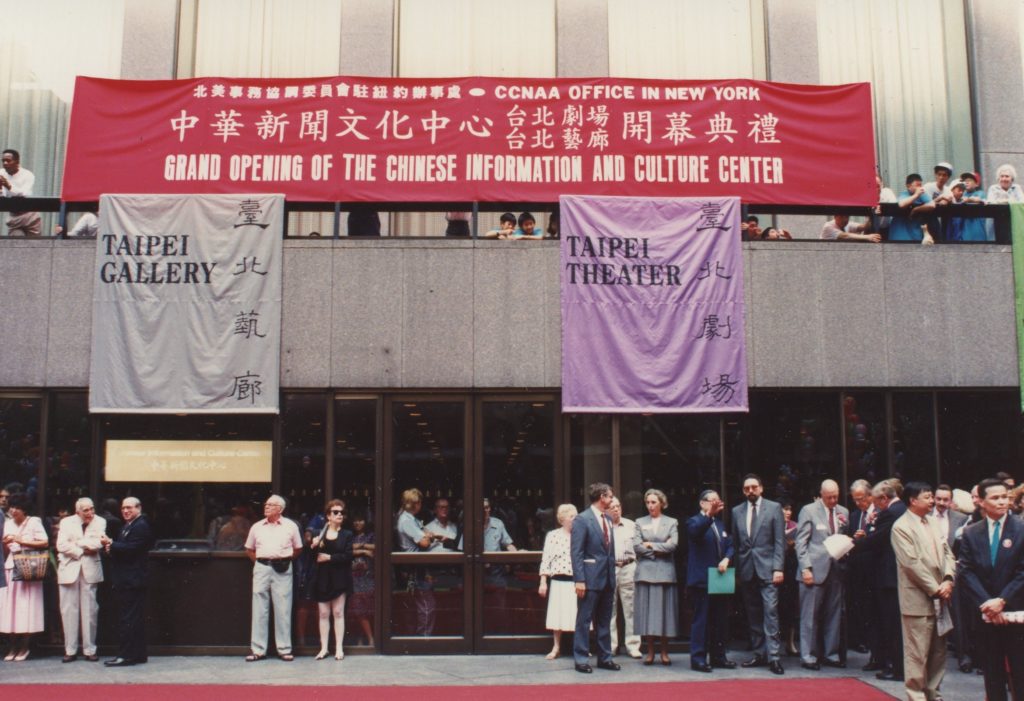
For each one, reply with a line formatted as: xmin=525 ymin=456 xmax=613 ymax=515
xmin=471 ymin=396 xmax=560 ymax=653
xmin=381 ymin=394 xmax=562 ymax=654
xmin=382 ymin=397 xmax=472 ymax=653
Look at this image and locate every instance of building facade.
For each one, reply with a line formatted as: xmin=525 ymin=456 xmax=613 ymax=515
xmin=1 ymin=0 xmax=1024 ymax=654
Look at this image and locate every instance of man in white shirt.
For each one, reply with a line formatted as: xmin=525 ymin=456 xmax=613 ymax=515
xmin=244 ymin=494 xmax=302 ymax=661
xmin=424 ymin=498 xmax=459 ymax=552
xmin=607 ymin=497 xmax=641 ymax=658
xmin=923 ymin=162 xmax=954 ymax=204
xmin=0 ymin=149 xmax=41 ymax=237
xmin=820 ymin=214 xmax=881 ymax=243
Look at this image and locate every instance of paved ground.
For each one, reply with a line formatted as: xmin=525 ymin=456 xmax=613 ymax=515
xmin=0 ymin=650 xmax=985 ymax=698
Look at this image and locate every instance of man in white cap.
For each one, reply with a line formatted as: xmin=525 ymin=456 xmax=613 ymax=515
xmin=923 ymin=162 xmax=954 ymax=205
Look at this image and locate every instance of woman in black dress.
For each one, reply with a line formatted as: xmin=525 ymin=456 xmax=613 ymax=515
xmin=309 ymin=499 xmax=354 ymax=660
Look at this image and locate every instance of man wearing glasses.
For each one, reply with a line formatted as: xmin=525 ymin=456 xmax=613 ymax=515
xmin=731 ymin=474 xmax=787 ymax=675
xmin=99 ymin=497 xmax=153 ymax=667
xmin=244 ymin=495 xmax=302 ymax=661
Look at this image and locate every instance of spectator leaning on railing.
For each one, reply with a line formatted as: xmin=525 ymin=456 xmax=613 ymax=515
xmin=986 ymin=164 xmax=1024 ymax=204
xmin=820 ymin=214 xmax=881 ymax=243
xmin=889 ymin=173 xmax=936 ymax=245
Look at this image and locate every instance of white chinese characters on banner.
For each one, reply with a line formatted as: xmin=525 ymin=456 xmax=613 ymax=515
xmin=89 ymin=194 xmax=283 ymax=414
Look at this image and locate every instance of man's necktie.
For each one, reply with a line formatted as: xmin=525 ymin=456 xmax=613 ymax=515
xmin=601 ymin=514 xmax=609 ymax=548
xmin=829 ymin=508 xmax=835 ymax=535
xmin=711 ymin=520 xmax=723 ymax=558
xmin=750 ymin=502 xmax=757 ymax=535
xmin=922 ymin=516 xmax=940 ymax=561
xmin=991 ymin=520 xmax=1001 ymax=566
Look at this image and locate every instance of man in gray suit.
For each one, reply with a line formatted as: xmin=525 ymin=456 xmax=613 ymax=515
xmin=731 ymin=473 xmax=786 ymax=675
xmin=932 ymin=483 xmax=970 ymax=670
xmin=795 ymin=479 xmax=849 ymax=670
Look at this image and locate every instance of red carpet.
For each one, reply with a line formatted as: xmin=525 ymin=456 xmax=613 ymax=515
xmin=7 ymin=679 xmax=893 ymax=700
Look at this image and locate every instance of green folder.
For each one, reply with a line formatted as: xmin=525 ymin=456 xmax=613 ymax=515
xmin=708 ymin=567 xmax=735 ymax=595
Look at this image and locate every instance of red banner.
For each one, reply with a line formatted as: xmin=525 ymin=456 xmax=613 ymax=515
xmin=63 ymin=76 xmax=875 ymax=205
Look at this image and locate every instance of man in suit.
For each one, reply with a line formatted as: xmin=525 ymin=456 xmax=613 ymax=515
xmin=852 ymin=480 xmax=907 ymax=681
xmin=847 ymin=479 xmax=876 ymax=659
xmin=570 ymin=482 xmax=619 ymax=674
xmin=731 ymin=473 xmax=786 ymax=675
xmin=932 ymin=483 xmax=971 ymax=671
xmin=687 ymin=489 xmax=735 ymax=673
xmin=892 ymin=481 xmax=956 ymax=701
xmin=56 ymin=497 xmax=107 ymax=662
xmin=795 ymin=479 xmax=849 ymax=670
xmin=957 ymin=478 xmax=1024 ymax=701
xmin=99 ymin=496 xmax=154 ymax=667
xmin=932 ymin=484 xmax=968 ymax=552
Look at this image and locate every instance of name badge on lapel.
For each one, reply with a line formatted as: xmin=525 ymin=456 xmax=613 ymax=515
xmin=1004 ymin=539 xmax=1013 ymax=549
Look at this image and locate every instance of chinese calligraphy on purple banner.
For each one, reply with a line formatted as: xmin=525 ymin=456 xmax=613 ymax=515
xmin=560 ymin=195 xmax=748 ymax=413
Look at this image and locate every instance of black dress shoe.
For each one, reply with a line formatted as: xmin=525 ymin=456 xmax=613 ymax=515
xmin=741 ymin=654 xmax=767 ymax=668
xmin=575 ymin=663 xmax=593 ymax=674
xmin=769 ymin=660 xmax=785 ymax=675
xmin=84 ymin=655 xmax=100 ymax=662
xmin=104 ymin=657 xmax=136 ymax=667
xmin=958 ymin=661 xmax=973 ymax=673
xmin=801 ymin=661 xmax=820 ymax=671
xmin=875 ymin=668 xmax=898 ymax=681
xmin=691 ymin=661 xmax=713 ymax=673
xmin=862 ymin=659 xmax=883 ymax=672
xmin=853 ymin=644 xmax=870 ymax=654
xmin=62 ymin=654 xmax=76 ymax=663
xmin=596 ymin=660 xmax=621 ymax=671
xmin=821 ymin=658 xmax=846 ymax=668
xmin=711 ymin=657 xmax=736 ymax=669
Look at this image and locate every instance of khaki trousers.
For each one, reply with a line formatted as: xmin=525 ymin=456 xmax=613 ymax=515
xmin=901 ymin=614 xmax=946 ymax=701
xmin=609 ymin=561 xmax=641 ymax=655
xmin=59 ymin=576 xmax=99 ymax=656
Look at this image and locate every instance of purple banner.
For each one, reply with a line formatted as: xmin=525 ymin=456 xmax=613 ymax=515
xmin=560 ymin=195 xmax=748 ymax=413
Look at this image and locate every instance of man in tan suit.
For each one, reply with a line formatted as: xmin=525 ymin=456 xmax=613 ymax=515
xmin=891 ymin=482 xmax=955 ymax=701
xmin=56 ymin=497 xmax=107 ymax=662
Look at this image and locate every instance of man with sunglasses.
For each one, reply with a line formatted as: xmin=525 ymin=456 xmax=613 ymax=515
xmin=244 ymin=494 xmax=302 ymax=662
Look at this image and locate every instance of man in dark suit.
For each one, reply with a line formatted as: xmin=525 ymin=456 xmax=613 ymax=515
xmin=846 ymin=479 xmax=876 ymax=658
xmin=687 ymin=489 xmax=735 ymax=673
xmin=957 ymin=478 xmax=1024 ymax=701
xmin=852 ymin=480 xmax=907 ymax=681
xmin=100 ymin=497 xmax=154 ymax=667
xmin=570 ymin=482 xmax=619 ymax=674
xmin=731 ymin=473 xmax=786 ymax=675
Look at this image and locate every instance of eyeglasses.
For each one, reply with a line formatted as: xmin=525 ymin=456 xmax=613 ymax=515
xmin=742 ymin=486 xmax=760 ymax=492
xmin=329 ymin=509 xmax=344 ymax=515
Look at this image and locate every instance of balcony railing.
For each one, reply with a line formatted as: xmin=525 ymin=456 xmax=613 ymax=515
xmin=0 ymin=198 xmax=1014 ymax=243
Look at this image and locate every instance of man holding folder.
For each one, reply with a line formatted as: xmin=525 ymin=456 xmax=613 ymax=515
xmin=686 ymin=489 xmax=735 ymax=672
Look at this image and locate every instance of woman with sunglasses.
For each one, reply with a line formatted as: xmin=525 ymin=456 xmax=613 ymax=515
xmin=308 ymin=499 xmax=354 ymax=660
